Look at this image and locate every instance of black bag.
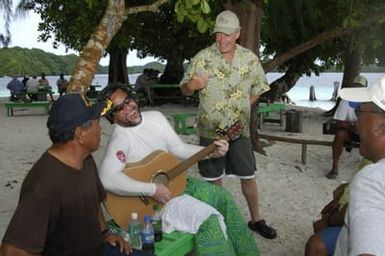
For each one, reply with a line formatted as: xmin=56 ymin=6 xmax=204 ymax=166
xmin=323 ymin=119 xmax=338 ymax=134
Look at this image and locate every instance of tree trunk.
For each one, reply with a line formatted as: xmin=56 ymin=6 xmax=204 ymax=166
xmin=159 ymin=48 xmax=185 ymax=84
xmin=66 ymin=0 xmax=168 ymax=95
xmin=341 ymin=33 xmax=362 ymax=88
xmin=262 ymin=70 xmax=301 ymax=102
xmin=224 ymin=0 xmax=261 ymax=51
xmin=66 ymin=0 xmax=127 ymax=95
xmin=108 ymin=47 xmax=129 ymax=84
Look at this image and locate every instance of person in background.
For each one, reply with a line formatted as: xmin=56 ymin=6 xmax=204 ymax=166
xmin=38 ymin=72 xmax=51 ymax=90
xmin=0 ymin=94 xmax=150 ymax=256
xmin=21 ymin=75 xmax=29 ymax=88
xmin=98 ymin=84 xmax=261 ymax=256
xmin=180 ymin=10 xmax=276 ymax=239
xmin=305 ymin=158 xmax=371 ymax=256
xmin=26 ymin=75 xmax=39 ymax=101
xmin=326 ymin=75 xmax=368 ymax=179
xmin=334 ymin=75 xmax=385 ymax=255
xmin=56 ymin=73 xmax=69 ymax=96
xmin=134 ymin=69 xmax=156 ymax=105
xmin=6 ymin=76 xmax=24 ymax=101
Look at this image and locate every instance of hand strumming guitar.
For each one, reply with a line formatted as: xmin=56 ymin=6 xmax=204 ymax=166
xmin=152 ymin=183 xmax=172 ymax=204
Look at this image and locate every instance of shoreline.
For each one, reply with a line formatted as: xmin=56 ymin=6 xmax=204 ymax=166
xmin=0 ymin=97 xmax=360 ymax=255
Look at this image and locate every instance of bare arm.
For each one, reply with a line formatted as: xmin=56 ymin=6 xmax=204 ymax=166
xmin=250 ymin=95 xmax=260 ymax=106
xmin=180 ymin=74 xmax=208 ymax=96
xmin=0 ymin=244 xmax=40 ymax=256
xmin=98 ymin=205 xmax=131 ymax=254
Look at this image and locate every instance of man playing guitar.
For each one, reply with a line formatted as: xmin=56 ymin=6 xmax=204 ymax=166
xmin=98 ymin=84 xmax=260 ymax=256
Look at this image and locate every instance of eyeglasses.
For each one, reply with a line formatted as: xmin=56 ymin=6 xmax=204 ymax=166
xmin=112 ymin=97 xmax=134 ymax=113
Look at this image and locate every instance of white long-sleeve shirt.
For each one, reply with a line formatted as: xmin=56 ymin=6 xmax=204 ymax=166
xmin=99 ymin=111 xmax=202 ymax=196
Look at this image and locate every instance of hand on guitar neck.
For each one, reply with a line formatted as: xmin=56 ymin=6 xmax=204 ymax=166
xmin=210 ymin=139 xmax=229 ymax=158
xmin=152 ymin=183 xmax=172 ymax=204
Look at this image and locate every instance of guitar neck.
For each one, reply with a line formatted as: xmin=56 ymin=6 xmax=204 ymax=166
xmin=167 ymin=143 xmax=217 ymax=180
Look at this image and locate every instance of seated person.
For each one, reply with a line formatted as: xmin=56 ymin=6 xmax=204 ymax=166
xmin=56 ymin=73 xmax=68 ymax=96
xmin=326 ymin=75 xmax=368 ymax=179
xmin=98 ymin=84 xmax=260 ymax=256
xmin=0 ymin=94 xmax=150 ymax=256
xmin=134 ymin=69 xmax=156 ymax=104
xmin=6 ymin=76 xmax=24 ymax=101
xmin=38 ymin=72 xmax=52 ymax=91
xmin=334 ymin=76 xmax=385 ymax=255
xmin=26 ymin=75 xmax=39 ymax=101
xmin=306 ymin=158 xmax=371 ymax=256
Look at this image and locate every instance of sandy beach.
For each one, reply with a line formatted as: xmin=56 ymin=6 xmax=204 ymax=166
xmin=0 ymin=97 xmax=361 ymax=255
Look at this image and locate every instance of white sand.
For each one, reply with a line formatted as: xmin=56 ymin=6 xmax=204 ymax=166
xmin=0 ymin=97 xmax=361 ymax=255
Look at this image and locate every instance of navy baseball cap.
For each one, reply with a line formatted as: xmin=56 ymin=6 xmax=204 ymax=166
xmin=47 ymin=94 xmax=111 ymax=133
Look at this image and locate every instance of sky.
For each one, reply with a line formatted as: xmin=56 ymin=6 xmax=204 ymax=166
xmin=0 ymin=12 xmax=158 ymax=66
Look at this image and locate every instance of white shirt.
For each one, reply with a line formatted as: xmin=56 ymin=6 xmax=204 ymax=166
xmin=334 ymin=159 xmax=385 ymax=255
xmin=99 ymin=111 xmax=202 ymax=196
xmin=26 ymin=78 xmax=39 ymax=93
xmin=334 ymin=100 xmax=357 ymax=122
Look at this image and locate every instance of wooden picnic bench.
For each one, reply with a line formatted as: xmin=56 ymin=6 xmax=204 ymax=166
xmin=259 ymin=133 xmax=333 ymax=164
xmin=257 ymin=103 xmax=285 ymax=130
xmin=5 ymin=101 xmax=51 ymax=117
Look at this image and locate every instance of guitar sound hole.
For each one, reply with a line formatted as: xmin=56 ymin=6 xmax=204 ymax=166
xmin=152 ymin=173 xmax=170 ymax=186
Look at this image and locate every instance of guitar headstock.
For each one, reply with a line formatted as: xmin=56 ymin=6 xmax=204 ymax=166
xmin=216 ymin=121 xmax=244 ymax=141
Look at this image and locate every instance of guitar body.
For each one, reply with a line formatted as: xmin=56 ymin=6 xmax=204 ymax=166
xmin=104 ymin=150 xmax=186 ymax=229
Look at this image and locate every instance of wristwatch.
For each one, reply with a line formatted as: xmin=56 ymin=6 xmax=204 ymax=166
xmin=101 ymin=227 xmax=112 ymax=237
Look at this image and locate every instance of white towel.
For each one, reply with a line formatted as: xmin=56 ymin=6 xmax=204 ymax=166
xmin=160 ymin=194 xmax=227 ymax=239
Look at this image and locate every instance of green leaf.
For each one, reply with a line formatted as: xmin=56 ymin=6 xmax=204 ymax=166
xmin=176 ymin=10 xmax=186 ymax=23
xmin=201 ymin=0 xmax=211 ymax=14
xmin=192 ymin=0 xmax=200 ymax=6
xmin=197 ymin=17 xmax=209 ymax=33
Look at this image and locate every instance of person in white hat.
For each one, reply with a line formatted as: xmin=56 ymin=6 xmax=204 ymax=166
xmin=180 ymin=10 xmax=276 ymax=239
xmin=326 ymin=75 xmax=368 ymax=179
xmin=333 ymin=75 xmax=385 ymax=255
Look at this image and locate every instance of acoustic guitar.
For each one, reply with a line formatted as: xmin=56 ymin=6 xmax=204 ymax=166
xmin=104 ymin=121 xmax=243 ymax=229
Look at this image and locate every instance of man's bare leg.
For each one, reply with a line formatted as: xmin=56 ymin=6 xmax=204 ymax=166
xmin=241 ymin=178 xmax=277 ymax=239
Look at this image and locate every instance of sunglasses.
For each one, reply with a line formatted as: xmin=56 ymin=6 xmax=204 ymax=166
xmin=112 ymin=97 xmax=134 ymax=113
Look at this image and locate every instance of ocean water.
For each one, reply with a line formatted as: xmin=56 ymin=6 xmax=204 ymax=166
xmin=1 ymin=72 xmax=384 ymax=110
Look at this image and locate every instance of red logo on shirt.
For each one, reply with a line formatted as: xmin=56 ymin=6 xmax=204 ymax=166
xmin=116 ymin=150 xmax=126 ymax=163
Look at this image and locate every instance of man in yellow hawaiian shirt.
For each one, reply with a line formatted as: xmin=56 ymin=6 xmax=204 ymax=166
xmin=180 ymin=10 xmax=276 ymax=239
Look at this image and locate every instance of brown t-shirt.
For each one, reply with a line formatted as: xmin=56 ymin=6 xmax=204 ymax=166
xmin=2 ymin=151 xmax=106 ymax=256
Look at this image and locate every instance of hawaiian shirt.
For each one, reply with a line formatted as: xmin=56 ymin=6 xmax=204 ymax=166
xmin=180 ymin=43 xmax=270 ymax=138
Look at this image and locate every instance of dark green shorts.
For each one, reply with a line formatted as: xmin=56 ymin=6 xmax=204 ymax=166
xmin=198 ymin=136 xmax=256 ymax=180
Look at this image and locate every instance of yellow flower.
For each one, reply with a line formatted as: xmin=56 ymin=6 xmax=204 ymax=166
xmin=233 ymin=109 xmax=241 ymax=119
xmin=230 ymin=90 xmax=243 ymax=100
xmin=195 ymin=59 xmax=206 ymax=68
xmin=239 ymin=65 xmax=249 ymax=76
xmin=214 ymin=69 xmax=225 ymax=80
xmin=215 ymin=101 xmax=226 ymax=111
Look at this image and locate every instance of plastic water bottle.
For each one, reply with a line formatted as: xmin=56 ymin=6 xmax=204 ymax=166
xmin=141 ymin=215 xmax=155 ymax=253
xmin=152 ymin=204 xmax=163 ymax=242
xmin=128 ymin=212 xmax=142 ymax=250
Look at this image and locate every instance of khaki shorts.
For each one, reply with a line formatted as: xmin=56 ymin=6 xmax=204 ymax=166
xmin=198 ymin=136 xmax=256 ymax=180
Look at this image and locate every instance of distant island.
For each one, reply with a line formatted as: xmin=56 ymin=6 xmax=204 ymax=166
xmin=0 ymin=47 xmax=165 ymax=77
xmin=0 ymin=47 xmax=383 ymax=77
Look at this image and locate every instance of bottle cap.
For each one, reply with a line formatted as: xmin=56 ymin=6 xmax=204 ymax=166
xmin=144 ymin=215 xmax=151 ymax=222
xmin=131 ymin=212 xmax=138 ymax=220
xmin=153 ymin=204 xmax=160 ymax=211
